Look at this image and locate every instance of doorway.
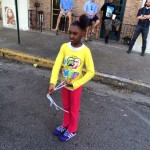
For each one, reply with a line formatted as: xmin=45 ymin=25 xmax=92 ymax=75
xmin=100 ymin=0 xmax=126 ymax=41
xmin=0 ymin=0 xmax=2 ymax=28
xmin=51 ymin=0 xmax=60 ymax=30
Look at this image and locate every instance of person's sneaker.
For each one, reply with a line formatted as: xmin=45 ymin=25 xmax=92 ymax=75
xmin=141 ymin=52 xmax=145 ymax=56
xmin=53 ymin=126 xmax=67 ymax=136
xmin=59 ymin=130 xmax=76 ymax=142
xmin=126 ymin=50 xmax=131 ymax=54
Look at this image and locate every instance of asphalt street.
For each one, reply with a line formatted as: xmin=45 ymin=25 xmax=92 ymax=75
xmin=0 ymin=58 xmax=150 ymax=150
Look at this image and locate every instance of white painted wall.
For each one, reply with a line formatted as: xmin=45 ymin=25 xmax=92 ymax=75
xmin=2 ymin=0 xmax=29 ymax=30
xmin=133 ymin=0 xmax=150 ymax=53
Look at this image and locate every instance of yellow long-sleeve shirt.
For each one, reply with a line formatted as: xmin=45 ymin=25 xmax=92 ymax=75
xmin=50 ymin=42 xmax=95 ymax=90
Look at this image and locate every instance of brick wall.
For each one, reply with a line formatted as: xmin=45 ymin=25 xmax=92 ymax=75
xmin=29 ymin=0 xmax=143 ymax=30
xmin=124 ymin=0 xmax=142 ymax=25
xmin=29 ymin=0 xmax=51 ymax=30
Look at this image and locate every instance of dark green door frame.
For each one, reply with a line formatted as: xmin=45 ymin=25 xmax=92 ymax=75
xmin=51 ymin=0 xmax=60 ymax=30
xmin=100 ymin=0 xmax=126 ymax=40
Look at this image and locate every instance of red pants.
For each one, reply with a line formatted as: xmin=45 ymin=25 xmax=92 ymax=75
xmin=61 ymin=86 xmax=82 ymax=132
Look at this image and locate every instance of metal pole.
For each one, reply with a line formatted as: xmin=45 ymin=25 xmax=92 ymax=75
xmin=15 ymin=0 xmax=20 ymax=44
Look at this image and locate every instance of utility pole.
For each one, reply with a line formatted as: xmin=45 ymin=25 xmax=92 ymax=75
xmin=15 ymin=0 xmax=20 ymax=44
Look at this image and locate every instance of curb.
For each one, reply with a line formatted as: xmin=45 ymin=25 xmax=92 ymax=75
xmin=1 ymin=48 xmax=150 ymax=95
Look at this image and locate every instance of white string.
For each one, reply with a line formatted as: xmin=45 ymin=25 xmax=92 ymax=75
xmin=54 ymin=81 xmax=66 ymax=91
xmin=47 ymin=82 xmax=69 ymax=113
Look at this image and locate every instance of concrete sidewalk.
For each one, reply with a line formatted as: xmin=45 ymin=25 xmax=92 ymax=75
xmin=0 ymin=28 xmax=150 ymax=95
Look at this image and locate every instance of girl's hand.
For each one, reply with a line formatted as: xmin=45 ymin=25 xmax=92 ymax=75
xmin=48 ymin=83 xmax=55 ymax=94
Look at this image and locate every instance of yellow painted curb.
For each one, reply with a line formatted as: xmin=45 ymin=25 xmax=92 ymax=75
xmin=0 ymin=48 xmax=54 ymax=69
xmin=1 ymin=48 xmax=150 ymax=95
xmin=0 ymin=48 xmax=95 ymax=77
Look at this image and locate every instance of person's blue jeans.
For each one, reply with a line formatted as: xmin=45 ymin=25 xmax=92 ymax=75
xmin=129 ymin=24 xmax=149 ymax=53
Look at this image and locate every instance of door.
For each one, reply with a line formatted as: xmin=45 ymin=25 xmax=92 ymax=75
xmin=0 ymin=0 xmax=2 ymax=20
xmin=51 ymin=0 xmax=60 ymax=30
xmin=100 ymin=0 xmax=126 ymax=41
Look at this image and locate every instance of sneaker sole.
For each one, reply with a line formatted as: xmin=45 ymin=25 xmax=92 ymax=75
xmin=59 ymin=133 xmax=76 ymax=142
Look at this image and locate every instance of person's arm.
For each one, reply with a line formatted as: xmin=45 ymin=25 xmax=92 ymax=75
xmin=48 ymin=83 xmax=55 ymax=94
xmin=91 ymin=13 xmax=97 ymax=19
xmin=137 ymin=15 xmax=150 ymax=19
xmin=84 ymin=2 xmax=90 ymax=15
xmin=60 ymin=0 xmax=64 ymax=11
xmin=66 ymin=0 xmax=74 ymax=12
xmin=111 ymin=5 xmax=116 ymax=22
xmin=141 ymin=14 xmax=150 ymax=19
xmin=91 ymin=3 xmax=98 ymax=18
xmin=60 ymin=6 xmax=64 ymax=11
xmin=136 ymin=8 xmax=148 ymax=20
xmin=99 ymin=4 xmax=104 ymax=20
xmin=72 ymin=49 xmax=95 ymax=89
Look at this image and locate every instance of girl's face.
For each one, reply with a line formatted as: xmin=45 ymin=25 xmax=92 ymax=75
xmin=69 ymin=25 xmax=84 ymax=47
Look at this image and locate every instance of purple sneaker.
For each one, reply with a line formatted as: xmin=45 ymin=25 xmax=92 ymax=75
xmin=59 ymin=130 xmax=76 ymax=142
xmin=53 ymin=126 xmax=67 ymax=136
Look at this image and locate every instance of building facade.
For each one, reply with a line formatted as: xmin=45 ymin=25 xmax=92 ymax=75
xmin=1 ymin=0 xmax=28 ymax=30
xmin=0 ymin=0 xmax=2 ymax=19
xmin=1 ymin=0 xmax=150 ymax=53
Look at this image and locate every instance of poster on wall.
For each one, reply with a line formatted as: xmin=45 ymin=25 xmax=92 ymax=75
xmin=3 ymin=0 xmax=16 ymax=28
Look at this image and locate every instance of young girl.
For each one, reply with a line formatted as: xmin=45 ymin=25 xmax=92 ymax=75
xmin=48 ymin=14 xmax=95 ymax=142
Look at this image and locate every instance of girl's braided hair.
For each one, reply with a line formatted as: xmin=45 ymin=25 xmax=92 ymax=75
xmin=71 ymin=14 xmax=89 ymax=31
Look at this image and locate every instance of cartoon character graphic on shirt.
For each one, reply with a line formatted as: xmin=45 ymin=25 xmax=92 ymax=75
xmin=62 ymin=56 xmax=81 ymax=82
xmin=67 ymin=56 xmax=81 ymax=69
xmin=106 ymin=6 xmax=114 ymax=18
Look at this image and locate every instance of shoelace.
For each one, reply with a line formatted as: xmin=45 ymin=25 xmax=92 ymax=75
xmin=47 ymin=81 xmax=69 ymax=113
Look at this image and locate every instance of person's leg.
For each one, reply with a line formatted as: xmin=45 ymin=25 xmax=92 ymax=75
xmin=114 ymin=24 xmax=120 ymax=40
xmin=114 ymin=19 xmax=121 ymax=32
xmin=61 ymin=87 xmax=70 ymax=128
xmin=141 ymin=27 xmax=149 ymax=56
xmin=67 ymin=12 xmax=72 ymax=30
xmin=105 ymin=30 xmax=109 ymax=43
xmin=104 ymin=19 xmax=112 ymax=43
xmin=92 ymin=16 xmax=100 ymax=34
xmin=67 ymin=86 xmax=82 ymax=132
xmin=85 ymin=25 xmax=91 ymax=41
xmin=116 ymin=24 xmax=120 ymax=32
xmin=127 ymin=25 xmax=141 ymax=53
xmin=85 ymin=18 xmax=91 ymax=41
xmin=112 ymin=19 xmax=121 ymax=41
xmin=55 ymin=12 xmax=63 ymax=30
xmin=85 ymin=26 xmax=90 ymax=41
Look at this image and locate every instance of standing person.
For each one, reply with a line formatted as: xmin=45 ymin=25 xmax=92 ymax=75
xmin=84 ymin=0 xmax=100 ymax=41
xmin=127 ymin=0 xmax=150 ymax=56
xmin=48 ymin=14 xmax=95 ymax=142
xmin=55 ymin=0 xmax=74 ymax=32
xmin=100 ymin=0 xmax=121 ymax=43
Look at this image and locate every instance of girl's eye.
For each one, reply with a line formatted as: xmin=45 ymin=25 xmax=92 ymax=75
xmin=73 ymin=33 xmax=78 ymax=36
xmin=69 ymin=31 xmax=78 ymax=36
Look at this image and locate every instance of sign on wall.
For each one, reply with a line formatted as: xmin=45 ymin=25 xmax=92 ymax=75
xmin=2 ymin=0 xmax=16 ymax=28
xmin=2 ymin=0 xmax=29 ymax=30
